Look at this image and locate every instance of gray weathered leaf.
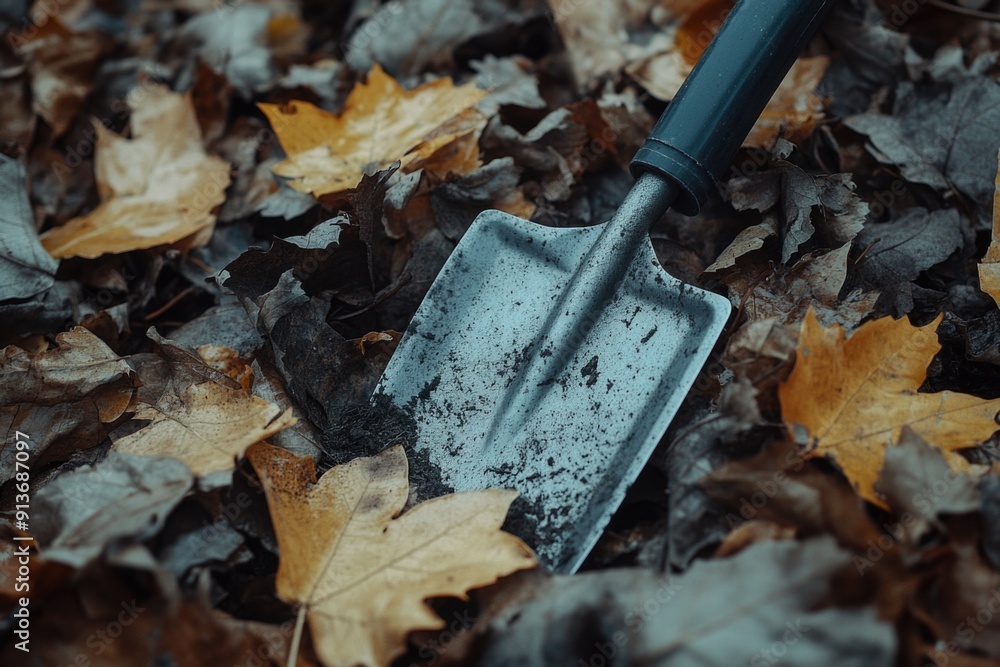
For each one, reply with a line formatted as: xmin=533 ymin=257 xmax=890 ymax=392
xmin=344 ymin=0 xmax=537 ymax=77
xmin=876 ymin=428 xmax=981 ymax=525
xmin=170 ymin=298 xmax=264 ymax=357
xmin=175 ymin=5 xmax=303 ymax=96
xmin=249 ymin=357 xmax=322 ymax=460
xmin=726 ymin=163 xmax=866 ymax=263
xmin=849 ymin=208 xmax=963 ymax=316
xmin=845 ymin=60 xmax=1000 ymax=227
xmin=0 ymin=279 xmax=80 ymax=339
xmin=472 ymin=55 xmax=546 ymax=116
xmin=981 ymin=474 xmax=1000 ymax=570
xmin=34 ymin=451 xmax=192 ymax=567
xmin=473 ymin=537 xmax=895 ymax=667
xmin=844 ymin=114 xmax=949 ymax=190
xmin=159 ymin=521 xmax=246 ymax=580
xmin=0 ymin=154 xmax=58 ymax=301
xmin=819 ymin=0 xmax=908 ymax=117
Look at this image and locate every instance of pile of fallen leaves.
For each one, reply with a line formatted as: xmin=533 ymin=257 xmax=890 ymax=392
xmin=4 ymin=0 xmax=1000 ymax=665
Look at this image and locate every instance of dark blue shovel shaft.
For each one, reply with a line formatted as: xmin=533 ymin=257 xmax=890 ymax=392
xmin=632 ymin=0 xmax=838 ymax=215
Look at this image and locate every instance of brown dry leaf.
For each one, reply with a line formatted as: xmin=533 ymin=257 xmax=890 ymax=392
xmin=247 ymin=442 xmax=537 ymax=667
xmin=260 ymin=65 xmax=487 ymax=198
xmin=39 ymin=84 xmax=231 ymax=259
xmin=0 ymin=581 xmax=303 ymax=667
xmin=623 ymin=0 xmax=721 ymax=98
xmin=0 ymin=68 xmax=35 ymax=148
xmin=547 ymin=0 xmax=715 ymax=89
xmin=722 ymin=316 xmax=798 ymax=415
xmin=625 ymin=49 xmax=690 ymax=103
xmin=726 ymin=245 xmax=877 ymax=329
xmin=703 ymin=439 xmax=882 ymax=554
xmin=714 ymin=520 xmax=797 ymax=558
xmin=0 ymin=327 xmax=137 ymax=486
xmin=161 ymin=602 xmax=316 ymax=667
xmin=779 ymin=309 xmax=1000 ymax=505
xmin=113 ymin=381 xmax=295 ymax=477
xmin=547 ymin=0 xmax=629 ymax=86
xmin=195 ymin=344 xmax=254 ymax=390
xmin=978 ymin=149 xmax=1000 ymax=307
xmin=479 ymin=99 xmax=614 ymax=204
xmin=673 ymin=0 xmax=733 ymax=65
xmin=12 ymin=18 xmax=107 ymax=137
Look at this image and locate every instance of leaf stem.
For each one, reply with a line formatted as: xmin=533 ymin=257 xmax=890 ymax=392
xmin=287 ymin=605 xmax=307 ymax=667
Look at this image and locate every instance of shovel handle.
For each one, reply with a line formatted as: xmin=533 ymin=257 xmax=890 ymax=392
xmin=630 ymin=0 xmax=837 ymax=215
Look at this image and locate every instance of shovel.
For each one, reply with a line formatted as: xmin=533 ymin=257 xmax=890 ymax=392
xmin=374 ymin=0 xmax=837 ymax=572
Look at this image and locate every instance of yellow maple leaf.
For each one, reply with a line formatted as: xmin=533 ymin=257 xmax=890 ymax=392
xmin=113 ymin=382 xmax=295 ymax=476
xmin=779 ymin=309 xmax=1000 ymax=505
xmin=40 ymin=84 xmax=231 ymax=259
xmin=259 ymin=64 xmax=487 ymax=198
xmin=246 ymin=442 xmax=536 ymax=667
xmin=978 ymin=149 xmax=1000 ymax=307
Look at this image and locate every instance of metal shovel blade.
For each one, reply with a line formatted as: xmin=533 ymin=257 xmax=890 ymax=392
xmin=374 ymin=182 xmax=730 ymax=572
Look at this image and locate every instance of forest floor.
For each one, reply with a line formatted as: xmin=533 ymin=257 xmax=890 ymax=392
xmin=4 ymin=0 xmax=1000 ymax=665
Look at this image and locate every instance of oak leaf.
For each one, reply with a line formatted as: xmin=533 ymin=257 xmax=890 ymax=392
xmin=260 ymin=65 xmax=487 ymax=198
xmin=979 ymin=149 xmax=1000 ymax=307
xmin=246 ymin=442 xmax=536 ymax=667
xmin=40 ymin=84 xmax=231 ymax=259
xmin=113 ymin=381 xmax=294 ymax=477
xmin=779 ymin=309 xmax=1000 ymax=505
